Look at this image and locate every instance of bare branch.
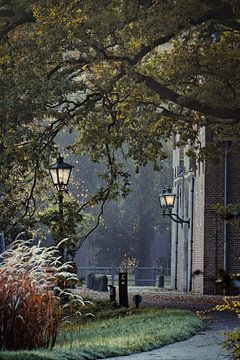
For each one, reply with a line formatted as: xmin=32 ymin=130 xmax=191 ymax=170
xmin=77 ymin=195 xmax=107 ymax=249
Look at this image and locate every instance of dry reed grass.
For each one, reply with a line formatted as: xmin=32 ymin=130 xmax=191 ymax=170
xmin=0 ymin=237 xmax=84 ymax=351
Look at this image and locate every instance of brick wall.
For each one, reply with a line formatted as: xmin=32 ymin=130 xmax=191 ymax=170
xmin=172 ymin=130 xmax=240 ymax=294
xmin=203 ymin=147 xmax=225 ymax=294
xmin=195 ymin=140 xmax=240 ymax=294
xmin=225 ymin=149 xmax=240 ymax=276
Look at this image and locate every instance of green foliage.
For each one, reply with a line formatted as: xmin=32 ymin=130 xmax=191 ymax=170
xmin=211 ymin=203 xmax=240 ymax=226
xmin=214 ymin=297 xmax=240 ymax=359
xmin=224 ymin=329 xmax=240 ymax=360
xmin=38 ymin=193 xmax=94 ymax=261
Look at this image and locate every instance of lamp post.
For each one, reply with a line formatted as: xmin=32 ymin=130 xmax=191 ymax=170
xmin=158 ymin=186 xmax=189 ymax=225
xmin=48 ymin=155 xmax=74 ymax=257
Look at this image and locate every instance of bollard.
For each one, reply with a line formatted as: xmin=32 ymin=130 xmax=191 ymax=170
xmin=87 ymin=273 xmax=95 ymax=289
xmin=99 ymin=275 xmax=108 ymax=292
xmin=109 ymin=285 xmax=116 ymax=303
xmin=133 ymin=294 xmax=142 ymax=309
xmin=119 ymin=272 xmax=128 ymax=307
xmin=93 ymin=276 xmax=99 ymax=290
xmin=158 ymin=274 xmax=164 ymax=288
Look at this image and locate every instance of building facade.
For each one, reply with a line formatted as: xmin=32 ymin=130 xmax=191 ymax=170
xmin=171 ymin=128 xmax=240 ymax=294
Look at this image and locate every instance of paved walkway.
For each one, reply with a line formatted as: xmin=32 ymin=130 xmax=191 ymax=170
xmin=106 ymin=312 xmax=239 ymax=360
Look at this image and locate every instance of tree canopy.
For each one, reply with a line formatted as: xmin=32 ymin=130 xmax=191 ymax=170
xmin=0 ymin=0 xmax=239 ymax=243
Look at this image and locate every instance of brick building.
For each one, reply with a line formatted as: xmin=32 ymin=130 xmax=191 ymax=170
xmin=171 ymin=128 xmax=240 ymax=294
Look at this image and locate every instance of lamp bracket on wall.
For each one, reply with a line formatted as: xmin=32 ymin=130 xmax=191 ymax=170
xmin=158 ymin=186 xmax=190 ymax=226
xmin=163 ymin=211 xmax=190 ymax=225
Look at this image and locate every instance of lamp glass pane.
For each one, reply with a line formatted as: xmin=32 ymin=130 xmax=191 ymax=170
xmin=49 ymin=168 xmax=58 ymax=186
xmin=165 ymin=194 xmax=176 ymax=208
xmin=159 ymin=195 xmax=167 ymax=208
xmin=58 ymin=168 xmax=71 ymax=186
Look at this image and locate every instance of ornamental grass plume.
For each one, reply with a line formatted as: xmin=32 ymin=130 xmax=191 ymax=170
xmin=0 ymin=237 xmax=84 ymax=351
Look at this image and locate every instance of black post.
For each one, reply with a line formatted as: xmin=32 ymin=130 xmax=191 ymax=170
xmin=119 ymin=272 xmax=128 ymax=307
xmin=58 ymin=191 xmax=64 ymax=259
xmin=215 ymin=214 xmax=219 ymax=295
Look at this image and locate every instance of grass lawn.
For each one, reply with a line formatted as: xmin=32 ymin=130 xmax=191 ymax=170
xmin=0 ymin=306 xmax=204 ymax=360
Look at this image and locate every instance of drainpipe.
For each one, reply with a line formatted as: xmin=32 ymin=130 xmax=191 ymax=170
xmin=176 ymin=172 xmax=190 ymax=292
xmin=223 ymin=142 xmax=229 ymax=272
xmin=189 ymin=177 xmax=195 ymax=291
xmin=174 ymin=185 xmax=179 ymax=289
xmin=182 ymin=175 xmax=188 ymax=292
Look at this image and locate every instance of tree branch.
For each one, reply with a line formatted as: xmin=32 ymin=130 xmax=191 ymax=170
xmin=0 ymin=9 xmax=15 ymax=17
xmin=94 ymin=4 xmax=236 ymax=66
xmin=219 ymin=19 xmax=240 ymax=30
xmin=0 ymin=11 xmax=35 ymax=40
xmin=134 ymin=72 xmax=240 ymax=123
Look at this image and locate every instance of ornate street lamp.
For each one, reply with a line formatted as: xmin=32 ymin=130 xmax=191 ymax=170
xmin=159 ymin=186 xmax=189 ymax=225
xmin=48 ymin=155 xmax=74 ymax=256
xmin=49 ymin=155 xmax=74 ymax=192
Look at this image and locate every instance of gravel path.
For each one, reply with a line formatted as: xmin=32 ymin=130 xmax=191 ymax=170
xmin=105 ymin=312 xmax=239 ymax=360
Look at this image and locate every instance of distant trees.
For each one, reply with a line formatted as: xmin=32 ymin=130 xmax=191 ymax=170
xmin=88 ymin=155 xmax=171 ymax=269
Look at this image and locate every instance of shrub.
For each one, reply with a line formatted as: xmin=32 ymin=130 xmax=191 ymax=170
xmin=215 ymin=296 xmax=240 ymax=359
xmin=0 ymin=238 xmax=84 ymax=351
xmin=214 ymin=296 xmax=240 ymax=316
xmin=224 ymin=330 xmax=240 ymax=359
